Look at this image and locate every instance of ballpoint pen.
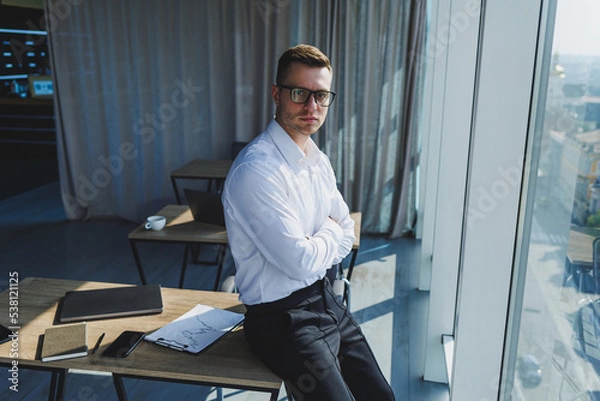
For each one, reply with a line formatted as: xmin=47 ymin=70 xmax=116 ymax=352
xmin=92 ymin=333 xmax=105 ymax=354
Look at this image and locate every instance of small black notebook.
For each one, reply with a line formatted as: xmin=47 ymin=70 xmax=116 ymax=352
xmin=58 ymin=284 xmax=163 ymax=323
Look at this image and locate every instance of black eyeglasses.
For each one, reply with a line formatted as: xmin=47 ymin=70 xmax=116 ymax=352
xmin=278 ymin=85 xmax=336 ymax=107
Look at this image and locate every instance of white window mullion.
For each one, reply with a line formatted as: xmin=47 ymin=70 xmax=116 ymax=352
xmin=450 ymin=0 xmax=544 ymax=399
xmin=422 ymin=0 xmax=482 ymax=384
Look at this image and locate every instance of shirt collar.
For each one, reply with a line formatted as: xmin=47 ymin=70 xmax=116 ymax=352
xmin=266 ymin=119 xmax=321 ymax=168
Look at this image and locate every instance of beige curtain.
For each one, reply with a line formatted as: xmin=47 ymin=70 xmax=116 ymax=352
xmin=47 ymin=0 xmax=424 ymax=234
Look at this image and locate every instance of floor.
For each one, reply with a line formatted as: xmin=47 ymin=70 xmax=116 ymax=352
xmin=0 ymin=182 xmax=450 ymax=401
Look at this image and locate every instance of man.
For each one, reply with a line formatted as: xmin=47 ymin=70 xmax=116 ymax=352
xmin=222 ymin=44 xmax=395 ymax=401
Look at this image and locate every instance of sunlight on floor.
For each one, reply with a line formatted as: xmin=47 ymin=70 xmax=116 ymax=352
xmin=351 ymin=254 xmax=397 ymax=382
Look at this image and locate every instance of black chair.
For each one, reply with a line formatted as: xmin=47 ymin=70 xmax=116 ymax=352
xmin=231 ymin=141 xmax=249 ymax=160
xmin=210 ymin=141 xmax=249 ymax=194
xmin=180 ymin=188 xmax=228 ymax=290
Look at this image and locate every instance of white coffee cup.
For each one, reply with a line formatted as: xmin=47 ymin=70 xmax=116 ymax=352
xmin=145 ymin=215 xmax=166 ymax=231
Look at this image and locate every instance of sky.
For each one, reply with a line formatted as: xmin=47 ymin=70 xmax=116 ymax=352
xmin=552 ymin=0 xmax=600 ymax=56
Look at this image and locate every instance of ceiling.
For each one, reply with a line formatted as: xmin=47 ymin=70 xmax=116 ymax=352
xmin=1 ymin=0 xmax=43 ymax=10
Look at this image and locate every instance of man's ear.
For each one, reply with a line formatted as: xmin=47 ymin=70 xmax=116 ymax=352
xmin=271 ymin=84 xmax=280 ymax=106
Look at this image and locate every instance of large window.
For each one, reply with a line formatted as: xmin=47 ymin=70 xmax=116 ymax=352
xmin=503 ymin=0 xmax=600 ymax=399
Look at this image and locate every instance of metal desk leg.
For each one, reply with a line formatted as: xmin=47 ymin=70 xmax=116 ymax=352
xmin=171 ymin=176 xmax=182 ymax=204
xmin=179 ymin=244 xmax=191 ymax=288
xmin=346 ymin=249 xmax=359 ymax=281
xmin=49 ymin=369 xmax=66 ymax=401
xmin=191 ymin=244 xmax=201 ymax=262
xmin=129 ymin=240 xmax=147 ymax=285
xmin=113 ymin=374 xmax=128 ymax=401
xmin=48 ymin=371 xmax=58 ymax=401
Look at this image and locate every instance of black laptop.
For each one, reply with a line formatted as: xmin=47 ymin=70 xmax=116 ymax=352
xmin=183 ymin=188 xmax=226 ymax=226
xmin=58 ymin=284 xmax=163 ymax=323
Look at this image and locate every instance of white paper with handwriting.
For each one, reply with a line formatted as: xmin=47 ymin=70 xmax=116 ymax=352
xmin=145 ymin=304 xmax=244 ymax=354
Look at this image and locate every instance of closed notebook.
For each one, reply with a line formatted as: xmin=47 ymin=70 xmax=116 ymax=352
xmin=58 ymin=284 xmax=163 ymax=323
xmin=41 ymin=322 xmax=88 ymax=362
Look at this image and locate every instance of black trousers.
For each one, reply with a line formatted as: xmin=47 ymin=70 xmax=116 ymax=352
xmin=244 ymin=278 xmax=396 ymax=401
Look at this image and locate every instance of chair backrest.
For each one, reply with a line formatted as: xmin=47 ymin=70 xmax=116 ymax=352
xmin=231 ymin=141 xmax=249 ymax=160
xmin=184 ymin=188 xmax=225 ymax=226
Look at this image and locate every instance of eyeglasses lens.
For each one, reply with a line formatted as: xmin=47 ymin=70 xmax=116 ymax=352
xmin=289 ymin=88 xmax=333 ymax=106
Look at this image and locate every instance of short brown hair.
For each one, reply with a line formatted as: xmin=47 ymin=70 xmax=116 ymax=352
xmin=276 ymin=44 xmax=332 ymax=85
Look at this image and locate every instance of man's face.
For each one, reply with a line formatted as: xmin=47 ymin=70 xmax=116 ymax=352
xmin=272 ymin=62 xmax=332 ymax=143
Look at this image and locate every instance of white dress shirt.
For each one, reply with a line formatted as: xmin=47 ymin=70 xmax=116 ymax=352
xmin=222 ymin=119 xmax=355 ymax=305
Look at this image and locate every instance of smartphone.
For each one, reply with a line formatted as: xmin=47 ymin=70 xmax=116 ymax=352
xmin=0 ymin=324 xmax=11 ymax=344
xmin=101 ymin=331 xmax=145 ymax=358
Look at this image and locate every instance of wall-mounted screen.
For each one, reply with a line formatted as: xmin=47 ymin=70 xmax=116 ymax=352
xmin=28 ymin=74 xmax=52 ymax=98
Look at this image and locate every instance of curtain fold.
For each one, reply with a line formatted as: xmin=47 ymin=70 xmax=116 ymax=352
xmin=390 ymin=0 xmax=428 ymax=238
xmin=46 ymin=0 xmax=424 ymax=234
xmin=325 ymin=0 xmax=420 ymax=234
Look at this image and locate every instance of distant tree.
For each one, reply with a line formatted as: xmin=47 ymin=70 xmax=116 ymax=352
xmin=587 ymin=211 xmax=600 ymax=227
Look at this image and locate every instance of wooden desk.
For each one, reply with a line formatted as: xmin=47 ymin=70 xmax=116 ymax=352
xmin=128 ymin=205 xmax=228 ymax=290
xmin=170 ymin=159 xmax=233 ymax=203
xmin=129 ymin=207 xmax=360 ymax=291
xmin=0 ymin=277 xmax=282 ymax=401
